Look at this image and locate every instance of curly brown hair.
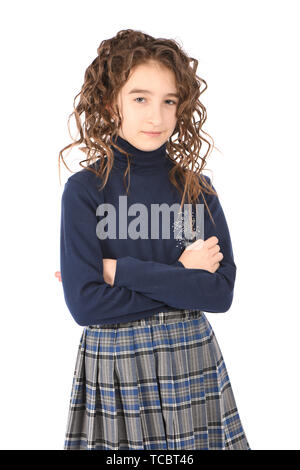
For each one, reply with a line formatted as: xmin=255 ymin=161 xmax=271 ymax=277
xmin=58 ymin=29 xmax=220 ymax=226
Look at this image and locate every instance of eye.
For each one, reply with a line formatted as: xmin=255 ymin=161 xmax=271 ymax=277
xmin=134 ymin=97 xmax=146 ymax=103
xmin=134 ymin=97 xmax=177 ymax=105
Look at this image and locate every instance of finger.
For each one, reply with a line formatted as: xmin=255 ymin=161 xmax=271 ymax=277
xmin=209 ymin=245 xmax=221 ymax=255
xmin=204 ymin=236 xmax=219 ymax=248
xmin=185 ymin=238 xmax=204 ymax=250
xmin=211 ymin=262 xmax=220 ymax=272
xmin=213 ymin=252 xmax=223 ymax=263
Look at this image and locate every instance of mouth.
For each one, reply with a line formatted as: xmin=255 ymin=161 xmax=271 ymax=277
xmin=142 ymin=131 xmax=162 ymax=135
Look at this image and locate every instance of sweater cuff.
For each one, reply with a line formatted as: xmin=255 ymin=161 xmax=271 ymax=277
xmin=114 ymin=257 xmax=184 ymax=287
xmin=114 ymin=257 xmax=131 ymax=287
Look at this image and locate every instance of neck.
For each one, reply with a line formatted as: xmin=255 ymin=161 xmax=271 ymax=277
xmin=111 ymin=134 xmax=169 ymax=171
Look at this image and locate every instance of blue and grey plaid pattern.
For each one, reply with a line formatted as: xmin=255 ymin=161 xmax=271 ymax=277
xmin=64 ymin=309 xmax=250 ymax=450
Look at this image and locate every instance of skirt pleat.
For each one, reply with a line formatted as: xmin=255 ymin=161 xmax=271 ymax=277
xmin=63 ymin=309 xmax=251 ymax=450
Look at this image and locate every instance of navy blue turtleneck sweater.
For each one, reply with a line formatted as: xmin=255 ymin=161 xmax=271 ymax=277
xmin=60 ymin=135 xmax=236 ymax=326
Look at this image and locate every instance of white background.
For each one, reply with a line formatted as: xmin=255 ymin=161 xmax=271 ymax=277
xmin=1 ymin=0 xmax=299 ymax=450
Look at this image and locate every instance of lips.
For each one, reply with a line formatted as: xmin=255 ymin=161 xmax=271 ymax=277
xmin=142 ymin=131 xmax=161 ymax=134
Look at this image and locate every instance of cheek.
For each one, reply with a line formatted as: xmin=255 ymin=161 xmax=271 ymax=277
xmin=124 ymin=105 xmax=141 ymax=121
xmin=168 ymin=111 xmax=178 ymax=126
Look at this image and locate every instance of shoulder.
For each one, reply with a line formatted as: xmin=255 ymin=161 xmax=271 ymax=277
xmin=166 ymin=161 xmax=216 ymax=202
xmin=64 ymin=160 xmax=104 ymax=193
xmin=66 ymin=160 xmax=103 ymax=187
xmin=193 ymin=172 xmax=216 ymax=200
xmin=62 ymin=160 xmax=104 ymax=206
xmin=199 ymin=173 xmax=212 ymax=187
xmin=193 ymin=173 xmax=222 ymax=220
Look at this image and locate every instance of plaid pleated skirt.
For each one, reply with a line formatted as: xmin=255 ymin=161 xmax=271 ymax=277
xmin=64 ymin=309 xmax=250 ymax=450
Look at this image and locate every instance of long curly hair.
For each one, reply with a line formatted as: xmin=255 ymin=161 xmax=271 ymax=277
xmin=58 ymin=29 xmax=220 ymax=227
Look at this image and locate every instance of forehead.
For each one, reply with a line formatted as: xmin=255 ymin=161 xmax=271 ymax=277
xmin=122 ymin=62 xmax=178 ymax=94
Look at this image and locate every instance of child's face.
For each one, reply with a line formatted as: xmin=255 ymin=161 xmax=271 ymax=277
xmin=114 ymin=60 xmax=179 ymax=151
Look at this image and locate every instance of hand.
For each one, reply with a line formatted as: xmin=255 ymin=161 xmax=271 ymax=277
xmin=55 ymin=271 xmax=61 ymax=282
xmin=178 ymin=236 xmax=223 ymax=273
xmin=102 ymin=258 xmax=117 ymax=287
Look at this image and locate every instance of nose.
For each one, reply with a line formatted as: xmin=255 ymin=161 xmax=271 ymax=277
xmin=146 ymin=105 xmax=164 ymax=125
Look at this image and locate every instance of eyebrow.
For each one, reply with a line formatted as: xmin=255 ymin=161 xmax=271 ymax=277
xmin=128 ymin=88 xmax=179 ymax=98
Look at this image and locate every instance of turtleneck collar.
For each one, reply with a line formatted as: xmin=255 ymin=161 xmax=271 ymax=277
xmin=111 ymin=134 xmax=169 ymax=172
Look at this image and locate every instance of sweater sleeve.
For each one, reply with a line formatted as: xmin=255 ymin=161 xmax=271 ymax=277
xmin=60 ymin=178 xmax=171 ymax=326
xmin=114 ymin=178 xmax=236 ymax=313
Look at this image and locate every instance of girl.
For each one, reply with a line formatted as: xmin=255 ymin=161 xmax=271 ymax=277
xmin=57 ymin=29 xmax=250 ymax=450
